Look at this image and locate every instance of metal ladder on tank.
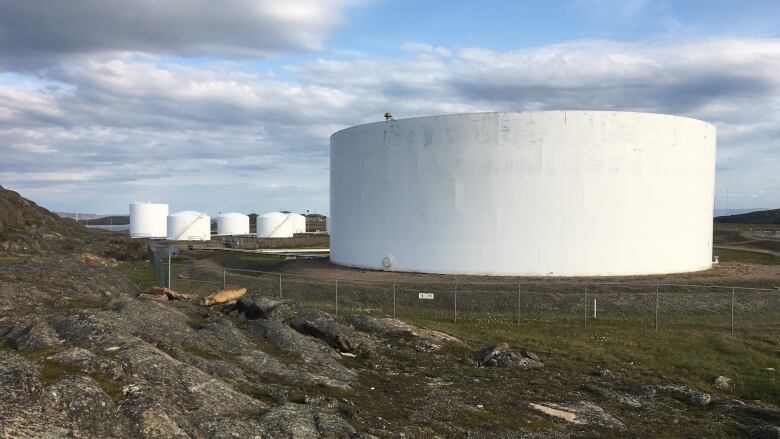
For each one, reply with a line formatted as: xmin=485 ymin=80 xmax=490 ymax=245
xmin=173 ymin=214 xmax=209 ymax=241
xmin=265 ymin=214 xmax=292 ymax=238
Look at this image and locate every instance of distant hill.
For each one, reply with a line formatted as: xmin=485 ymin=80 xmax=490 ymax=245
xmin=713 ymin=208 xmax=770 ymax=217
xmin=715 ymin=208 xmax=780 ymax=224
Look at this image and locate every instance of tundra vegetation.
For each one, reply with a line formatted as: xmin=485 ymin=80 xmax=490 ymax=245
xmin=0 ymin=185 xmax=778 ymax=438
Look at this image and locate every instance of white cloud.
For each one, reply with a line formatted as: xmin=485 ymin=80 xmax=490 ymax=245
xmin=11 ymin=143 xmax=57 ymax=154
xmin=1 ymin=37 xmax=779 ymax=213
xmin=0 ymin=0 xmax=357 ymax=69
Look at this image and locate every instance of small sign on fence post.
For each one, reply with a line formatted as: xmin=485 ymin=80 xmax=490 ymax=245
xmin=418 ymin=292 xmax=434 ymax=300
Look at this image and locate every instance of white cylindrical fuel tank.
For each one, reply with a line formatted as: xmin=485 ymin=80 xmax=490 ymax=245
xmin=330 ymin=111 xmax=717 ymax=276
xmin=257 ymin=212 xmax=293 ymax=238
xmin=290 ymin=213 xmax=306 ymax=234
xmin=217 ymin=212 xmax=249 ymax=236
xmin=167 ymin=211 xmax=211 ymax=241
xmin=129 ymin=202 xmax=168 ymax=238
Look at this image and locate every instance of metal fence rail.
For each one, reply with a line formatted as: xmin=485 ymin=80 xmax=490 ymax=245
xmin=148 ymin=245 xmax=780 ymax=332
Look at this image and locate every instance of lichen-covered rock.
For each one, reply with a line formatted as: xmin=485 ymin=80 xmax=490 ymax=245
xmin=657 ymin=384 xmax=711 ymax=407
xmin=345 ymin=315 xmax=460 ymax=345
xmin=235 ymin=295 xmax=299 ymax=322
xmin=714 ymin=375 xmax=733 ymax=390
xmin=239 ymin=351 xmax=351 ymax=390
xmin=529 ymin=401 xmax=625 ymax=430
xmin=258 ymin=403 xmax=358 ymax=439
xmin=291 ymin=308 xmax=377 ymax=356
xmin=0 ymin=351 xmax=43 ymax=403
xmin=5 ymin=319 xmax=60 ymax=351
xmin=465 ymin=343 xmax=544 ymax=369
xmin=689 ymin=392 xmax=712 ymax=406
xmin=46 ymin=346 xmax=95 ymax=365
xmin=584 ymin=385 xmax=644 ymax=409
xmin=248 ymin=319 xmax=357 ymax=383
xmin=44 ymin=375 xmax=130 ymax=437
xmin=630 ymin=384 xmax=656 ymax=397
xmin=747 ymin=424 xmax=780 ymax=439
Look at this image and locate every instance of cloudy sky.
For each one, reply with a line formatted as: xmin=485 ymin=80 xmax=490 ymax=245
xmin=1 ymin=0 xmax=779 ymax=215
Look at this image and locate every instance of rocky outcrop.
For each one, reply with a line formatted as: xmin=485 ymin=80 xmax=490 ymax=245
xmin=584 ymin=385 xmax=644 ymax=409
xmin=291 ymin=308 xmax=377 ymax=356
xmin=258 ymin=403 xmax=360 ymax=438
xmin=0 ymin=185 xmax=83 ymax=237
xmin=4 ymin=319 xmax=60 ymax=351
xmin=234 ymin=294 xmax=299 ymax=321
xmin=5 ymin=188 xmax=779 ymax=438
xmin=657 ymin=384 xmax=712 ymax=407
xmin=464 ymin=343 xmax=544 ymax=369
xmin=82 ymin=252 xmax=119 ymax=267
xmin=0 ymin=351 xmax=43 ymax=404
xmin=0 ymin=185 xmax=145 ymax=259
xmin=248 ymin=318 xmax=357 ymax=385
xmin=140 ymin=287 xmax=194 ymax=301
xmin=345 ymin=314 xmax=461 ymax=351
xmin=529 ymin=401 xmax=625 ymax=430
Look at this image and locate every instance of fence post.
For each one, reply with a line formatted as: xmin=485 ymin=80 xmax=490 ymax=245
xmin=731 ymin=287 xmax=735 ymax=333
xmin=517 ymin=283 xmax=521 ymax=325
xmin=655 ymin=284 xmax=659 ymax=331
xmin=454 ymin=282 xmax=458 ymax=323
xmin=583 ymin=287 xmax=588 ymax=326
xmin=279 ymin=273 xmax=283 ymax=298
xmin=167 ymin=253 xmax=171 ymax=289
xmin=222 ymin=269 xmax=226 ymax=288
xmin=335 ymin=279 xmax=339 ymax=317
xmin=392 ymin=282 xmax=396 ymax=320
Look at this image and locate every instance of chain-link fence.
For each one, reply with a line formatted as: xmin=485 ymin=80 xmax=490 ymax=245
xmin=148 ymin=245 xmax=170 ymax=288
xmin=148 ymin=246 xmax=780 ymax=332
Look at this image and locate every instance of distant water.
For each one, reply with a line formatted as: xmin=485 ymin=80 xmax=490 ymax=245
xmin=85 ymin=224 xmax=130 ymax=232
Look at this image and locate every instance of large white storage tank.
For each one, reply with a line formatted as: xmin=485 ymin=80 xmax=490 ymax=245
xmin=129 ymin=202 xmax=168 ymax=238
xmin=257 ymin=212 xmax=293 ymax=238
xmin=167 ymin=211 xmax=211 ymax=241
xmin=290 ymin=213 xmax=307 ymax=234
xmin=217 ymin=212 xmax=249 ymax=236
xmin=330 ymin=111 xmax=717 ymax=276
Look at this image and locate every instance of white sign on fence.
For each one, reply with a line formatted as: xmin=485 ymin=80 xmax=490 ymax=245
xmin=418 ymin=292 xmax=435 ymax=300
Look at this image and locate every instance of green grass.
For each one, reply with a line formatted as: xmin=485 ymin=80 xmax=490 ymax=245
xmin=113 ymin=260 xmax=160 ymax=290
xmin=714 ymin=248 xmax=779 ymax=265
xmin=18 ymin=347 xmax=126 ymax=401
xmin=411 ymin=318 xmax=780 ymax=404
xmin=110 ymin=257 xmax=780 ymax=410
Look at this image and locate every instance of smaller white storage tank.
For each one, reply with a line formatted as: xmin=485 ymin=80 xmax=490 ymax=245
xmin=290 ymin=213 xmax=306 ymax=234
xmin=129 ymin=202 xmax=168 ymax=238
xmin=217 ymin=212 xmax=249 ymax=236
xmin=167 ymin=211 xmax=211 ymax=241
xmin=257 ymin=212 xmax=293 ymax=238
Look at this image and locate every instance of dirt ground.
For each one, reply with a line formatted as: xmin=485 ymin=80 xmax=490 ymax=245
xmin=184 ymin=250 xmax=779 ymax=290
xmin=175 ymin=223 xmax=780 ymax=289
